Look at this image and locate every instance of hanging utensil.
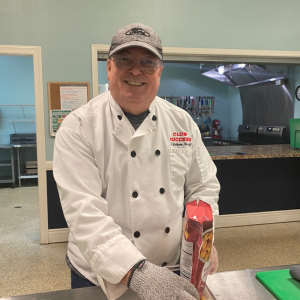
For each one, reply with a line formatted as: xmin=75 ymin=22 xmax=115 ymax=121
xmin=196 ymin=97 xmax=200 ymax=120
xmin=192 ymin=98 xmax=196 ymax=115
xmin=200 ymin=98 xmax=205 ymax=117
xmin=184 ymin=97 xmax=189 ymax=111
xmin=204 ymin=98 xmax=209 ymax=116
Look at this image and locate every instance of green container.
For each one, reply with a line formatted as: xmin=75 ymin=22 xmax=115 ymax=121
xmin=289 ymin=118 xmax=300 ymax=149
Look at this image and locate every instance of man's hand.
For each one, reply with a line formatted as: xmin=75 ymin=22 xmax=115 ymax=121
xmin=128 ymin=261 xmax=200 ymax=300
xmin=208 ymin=245 xmax=218 ymax=275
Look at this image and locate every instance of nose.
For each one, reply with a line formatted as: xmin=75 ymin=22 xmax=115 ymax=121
xmin=129 ymin=61 xmax=143 ymax=76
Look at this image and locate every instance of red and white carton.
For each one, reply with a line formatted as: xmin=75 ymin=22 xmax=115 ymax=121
xmin=180 ymin=200 xmax=214 ymax=297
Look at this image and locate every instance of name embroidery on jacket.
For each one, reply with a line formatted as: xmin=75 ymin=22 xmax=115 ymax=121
xmin=170 ymin=132 xmax=192 ymax=146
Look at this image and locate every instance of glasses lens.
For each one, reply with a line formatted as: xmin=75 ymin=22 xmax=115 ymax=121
xmin=115 ymin=56 xmax=133 ymax=69
xmin=140 ymin=59 xmax=159 ymax=74
xmin=113 ymin=55 xmax=160 ymax=74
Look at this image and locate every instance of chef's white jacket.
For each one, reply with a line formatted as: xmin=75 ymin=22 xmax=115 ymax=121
xmin=53 ymin=91 xmax=220 ymax=300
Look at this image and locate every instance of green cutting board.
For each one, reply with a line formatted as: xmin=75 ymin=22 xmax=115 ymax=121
xmin=256 ymin=269 xmax=300 ymax=300
xmin=290 ymin=118 xmax=300 ymax=149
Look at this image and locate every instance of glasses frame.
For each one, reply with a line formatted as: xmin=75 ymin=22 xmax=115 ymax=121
xmin=110 ymin=55 xmax=162 ymax=74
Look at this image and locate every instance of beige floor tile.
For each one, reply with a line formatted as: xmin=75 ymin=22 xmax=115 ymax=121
xmin=214 ymin=222 xmax=300 ymax=272
xmin=1 ymin=183 xmax=299 ymax=297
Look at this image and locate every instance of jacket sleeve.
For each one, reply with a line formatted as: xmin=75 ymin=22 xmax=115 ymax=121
xmin=53 ymin=114 xmax=145 ymax=285
xmin=184 ymin=121 xmax=220 ymax=218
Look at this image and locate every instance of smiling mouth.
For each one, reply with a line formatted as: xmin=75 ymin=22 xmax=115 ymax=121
xmin=125 ymin=81 xmax=145 ymax=87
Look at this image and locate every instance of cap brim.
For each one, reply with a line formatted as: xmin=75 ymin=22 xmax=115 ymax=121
xmin=109 ymin=41 xmax=162 ymax=60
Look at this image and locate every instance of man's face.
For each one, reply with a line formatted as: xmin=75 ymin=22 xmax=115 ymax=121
xmin=107 ymin=47 xmax=163 ymax=114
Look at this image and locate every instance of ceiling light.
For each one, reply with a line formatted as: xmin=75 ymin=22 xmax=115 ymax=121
xmin=218 ymin=66 xmax=224 ymax=74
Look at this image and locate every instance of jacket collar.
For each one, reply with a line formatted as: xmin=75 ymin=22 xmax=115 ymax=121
xmin=109 ymin=93 xmax=157 ymax=147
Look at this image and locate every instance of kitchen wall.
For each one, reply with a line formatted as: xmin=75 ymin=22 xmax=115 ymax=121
xmin=2 ymin=0 xmax=300 ymax=161
xmin=158 ymin=63 xmax=229 ymax=137
xmin=98 ymin=61 xmax=230 ymax=136
xmin=227 ymin=87 xmax=242 ymax=137
xmin=0 ymin=55 xmax=37 ymax=177
xmin=99 ymin=60 xmax=300 ymax=138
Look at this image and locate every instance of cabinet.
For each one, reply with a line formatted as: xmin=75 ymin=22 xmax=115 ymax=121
xmin=0 ymin=145 xmax=16 ymax=188
xmin=14 ymin=144 xmax=38 ymax=187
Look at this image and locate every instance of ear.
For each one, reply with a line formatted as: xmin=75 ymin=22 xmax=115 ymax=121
xmin=157 ymin=65 xmax=163 ymax=81
xmin=107 ymin=59 xmax=111 ymax=81
xmin=158 ymin=65 xmax=163 ymax=76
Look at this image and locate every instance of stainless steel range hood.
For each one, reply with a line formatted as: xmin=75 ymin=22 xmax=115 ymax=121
xmin=202 ymin=64 xmax=285 ymax=88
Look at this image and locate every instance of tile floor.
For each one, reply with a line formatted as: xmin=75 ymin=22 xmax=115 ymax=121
xmin=1 ymin=183 xmax=300 ymax=297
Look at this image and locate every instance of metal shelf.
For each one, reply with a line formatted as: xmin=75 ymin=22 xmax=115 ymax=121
xmin=0 ymin=160 xmax=14 ymax=167
xmin=0 ymin=146 xmax=16 ymax=188
xmin=12 ymin=144 xmax=37 ymax=187
xmin=0 ymin=176 xmax=15 ymax=187
xmin=19 ymin=174 xmax=38 ymax=179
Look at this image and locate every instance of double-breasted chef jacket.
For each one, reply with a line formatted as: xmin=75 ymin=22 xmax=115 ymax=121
xmin=53 ymin=91 xmax=220 ymax=300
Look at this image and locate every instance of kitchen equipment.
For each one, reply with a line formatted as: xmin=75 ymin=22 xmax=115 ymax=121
xmin=202 ymin=64 xmax=285 ymax=88
xmin=209 ymin=99 xmax=212 ymax=115
xmin=200 ymin=120 xmax=210 ymax=137
xmin=202 ymin=62 xmax=294 ymax=140
xmin=204 ymin=99 xmax=209 ymax=116
xmin=10 ymin=133 xmax=36 ymax=144
xmin=289 ymin=118 xmax=300 ymax=149
xmin=200 ymin=99 xmax=205 ymax=117
xmin=184 ymin=97 xmax=188 ymax=111
xmin=256 ymin=269 xmax=300 ymax=300
xmin=196 ymin=98 xmax=200 ymax=120
xmin=213 ymin=124 xmax=288 ymax=146
xmin=256 ymin=125 xmax=287 ymax=144
xmin=211 ymin=119 xmax=223 ymax=138
xmin=191 ymin=98 xmax=196 ymax=115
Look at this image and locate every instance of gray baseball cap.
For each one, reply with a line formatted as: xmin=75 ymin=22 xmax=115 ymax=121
xmin=108 ymin=23 xmax=163 ymax=60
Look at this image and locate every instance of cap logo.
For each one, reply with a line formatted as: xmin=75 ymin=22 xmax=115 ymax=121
xmin=125 ymin=27 xmax=150 ymax=37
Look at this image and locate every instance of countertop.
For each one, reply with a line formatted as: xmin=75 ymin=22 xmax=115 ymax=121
xmin=207 ymin=144 xmax=300 ymax=160
xmin=1 ymin=265 xmax=296 ymax=300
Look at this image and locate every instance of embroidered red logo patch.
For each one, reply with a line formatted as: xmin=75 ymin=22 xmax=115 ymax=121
xmin=169 ymin=132 xmax=192 ymax=147
xmin=170 ymin=132 xmax=192 ymax=142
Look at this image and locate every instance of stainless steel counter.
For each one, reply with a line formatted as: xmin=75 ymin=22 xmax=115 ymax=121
xmin=206 ymin=265 xmax=294 ymax=300
xmin=1 ymin=265 xmax=295 ymax=300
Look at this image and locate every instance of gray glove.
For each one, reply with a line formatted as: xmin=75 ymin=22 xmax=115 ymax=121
xmin=128 ymin=261 xmax=200 ymax=300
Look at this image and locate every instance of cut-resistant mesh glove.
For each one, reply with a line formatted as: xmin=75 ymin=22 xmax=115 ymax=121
xmin=128 ymin=261 xmax=200 ymax=300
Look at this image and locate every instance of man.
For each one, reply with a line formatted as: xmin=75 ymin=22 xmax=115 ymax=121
xmin=53 ymin=23 xmax=220 ymax=300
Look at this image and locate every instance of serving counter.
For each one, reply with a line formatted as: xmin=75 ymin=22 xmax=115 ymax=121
xmin=45 ymin=144 xmax=300 ymax=231
xmin=207 ymin=144 xmax=300 ymax=160
xmin=205 ymin=144 xmax=300 ymax=219
xmin=1 ymin=265 xmax=295 ymax=300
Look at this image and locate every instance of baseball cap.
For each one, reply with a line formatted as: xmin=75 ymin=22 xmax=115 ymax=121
xmin=108 ymin=23 xmax=163 ymax=60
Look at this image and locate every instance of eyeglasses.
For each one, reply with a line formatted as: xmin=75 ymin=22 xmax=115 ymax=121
xmin=111 ymin=55 xmax=162 ymax=74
